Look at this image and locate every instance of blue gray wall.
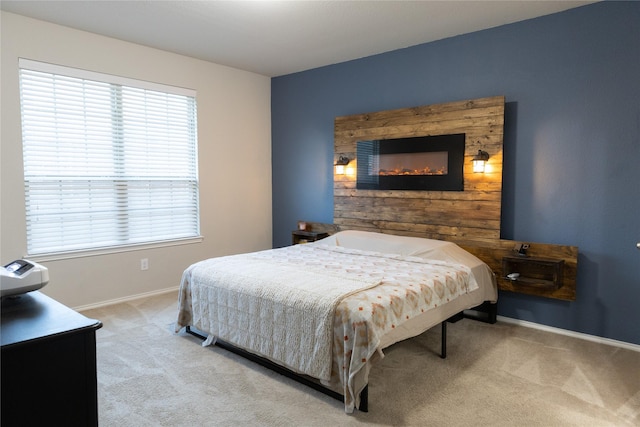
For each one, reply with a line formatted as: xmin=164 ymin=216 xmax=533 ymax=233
xmin=271 ymin=1 xmax=640 ymax=345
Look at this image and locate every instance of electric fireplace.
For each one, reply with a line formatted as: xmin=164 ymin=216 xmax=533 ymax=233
xmin=356 ymin=134 xmax=465 ymax=191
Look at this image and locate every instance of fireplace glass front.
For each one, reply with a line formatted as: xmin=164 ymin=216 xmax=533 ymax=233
xmin=356 ymin=134 xmax=465 ymax=191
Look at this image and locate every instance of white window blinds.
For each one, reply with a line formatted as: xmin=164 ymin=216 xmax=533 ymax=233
xmin=19 ymin=59 xmax=200 ymax=256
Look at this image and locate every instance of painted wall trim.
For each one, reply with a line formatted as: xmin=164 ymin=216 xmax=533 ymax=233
xmin=497 ymin=316 xmax=640 ymax=353
xmin=74 ymin=286 xmax=179 ymax=312
xmin=75 ymin=285 xmax=640 ymax=353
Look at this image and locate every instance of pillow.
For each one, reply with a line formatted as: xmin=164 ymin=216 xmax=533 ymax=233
xmin=320 ymin=230 xmax=451 ymax=257
xmin=316 ymin=230 xmax=496 ymax=298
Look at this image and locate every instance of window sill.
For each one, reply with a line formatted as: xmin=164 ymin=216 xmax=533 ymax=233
xmin=26 ymin=236 xmax=204 ymax=263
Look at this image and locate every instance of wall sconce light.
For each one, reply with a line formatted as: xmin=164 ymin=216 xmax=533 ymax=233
xmin=334 ymin=156 xmax=350 ymax=175
xmin=472 ymin=150 xmax=490 ymax=173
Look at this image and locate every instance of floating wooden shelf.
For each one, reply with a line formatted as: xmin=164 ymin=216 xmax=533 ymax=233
xmin=502 ymin=256 xmax=564 ymax=291
xmin=461 ymin=240 xmax=578 ymax=301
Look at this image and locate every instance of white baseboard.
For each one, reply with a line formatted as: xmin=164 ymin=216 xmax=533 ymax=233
xmin=497 ymin=315 xmax=640 ymax=353
xmin=74 ymin=290 xmax=639 ymax=353
xmin=74 ymin=286 xmax=180 ymax=312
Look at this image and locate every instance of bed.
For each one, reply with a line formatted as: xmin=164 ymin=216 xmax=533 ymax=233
xmin=175 ymin=230 xmax=497 ymax=413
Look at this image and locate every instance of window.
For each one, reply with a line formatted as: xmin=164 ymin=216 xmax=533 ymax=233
xmin=19 ymin=59 xmax=200 ymax=257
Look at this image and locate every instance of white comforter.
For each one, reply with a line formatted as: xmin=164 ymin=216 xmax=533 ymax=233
xmin=176 ymin=240 xmax=480 ymax=382
xmin=177 ymin=245 xmax=382 ymax=380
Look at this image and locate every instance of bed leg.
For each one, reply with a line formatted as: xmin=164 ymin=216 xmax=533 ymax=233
xmin=359 ymin=385 xmax=369 ymax=412
xmin=441 ymin=321 xmax=447 ymax=359
xmin=185 ymin=325 xmax=207 ymax=340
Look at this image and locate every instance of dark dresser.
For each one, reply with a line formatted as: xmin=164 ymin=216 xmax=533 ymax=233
xmin=1 ymin=291 xmax=102 ymax=426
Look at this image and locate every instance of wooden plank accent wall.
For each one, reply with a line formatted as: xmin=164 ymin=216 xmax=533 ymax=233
xmin=334 ymin=96 xmax=505 ymax=247
xmin=330 ymin=95 xmax=578 ymax=301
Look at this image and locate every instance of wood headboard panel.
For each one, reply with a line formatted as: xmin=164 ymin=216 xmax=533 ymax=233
xmin=334 ymin=96 xmax=505 ymax=247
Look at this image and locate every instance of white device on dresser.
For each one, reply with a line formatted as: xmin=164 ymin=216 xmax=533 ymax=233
xmin=1 ymin=259 xmax=49 ymax=297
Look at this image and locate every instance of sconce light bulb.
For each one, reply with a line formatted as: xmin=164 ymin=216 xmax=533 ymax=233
xmin=472 ymin=150 xmax=490 ymax=173
xmin=335 ymin=155 xmax=351 ymax=175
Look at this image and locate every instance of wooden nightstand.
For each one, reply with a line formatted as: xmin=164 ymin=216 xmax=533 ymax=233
xmin=292 ymin=230 xmax=328 ymax=245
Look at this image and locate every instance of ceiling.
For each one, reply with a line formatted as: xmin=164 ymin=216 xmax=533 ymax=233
xmin=1 ymin=1 xmax=593 ymax=77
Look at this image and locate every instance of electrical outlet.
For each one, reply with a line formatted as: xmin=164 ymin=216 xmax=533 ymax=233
xmin=140 ymin=258 xmax=149 ymax=271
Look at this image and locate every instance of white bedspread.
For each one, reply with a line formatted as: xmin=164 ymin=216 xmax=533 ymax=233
xmin=176 ymin=242 xmax=479 ymax=385
xmin=178 ymin=246 xmax=381 ymax=380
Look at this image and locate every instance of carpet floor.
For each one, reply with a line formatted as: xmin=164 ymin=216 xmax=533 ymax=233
xmin=82 ymin=291 xmax=640 ymax=426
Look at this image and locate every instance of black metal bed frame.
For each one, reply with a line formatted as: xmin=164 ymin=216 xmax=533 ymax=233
xmin=186 ymin=320 xmax=448 ymax=412
xmin=184 ymin=302 xmax=496 ymax=412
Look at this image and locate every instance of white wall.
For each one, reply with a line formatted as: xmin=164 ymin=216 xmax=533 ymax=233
xmin=1 ymin=12 xmax=272 ymax=308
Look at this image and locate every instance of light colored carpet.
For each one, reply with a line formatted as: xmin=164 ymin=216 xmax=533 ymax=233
xmin=82 ymin=291 xmax=640 ymax=426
